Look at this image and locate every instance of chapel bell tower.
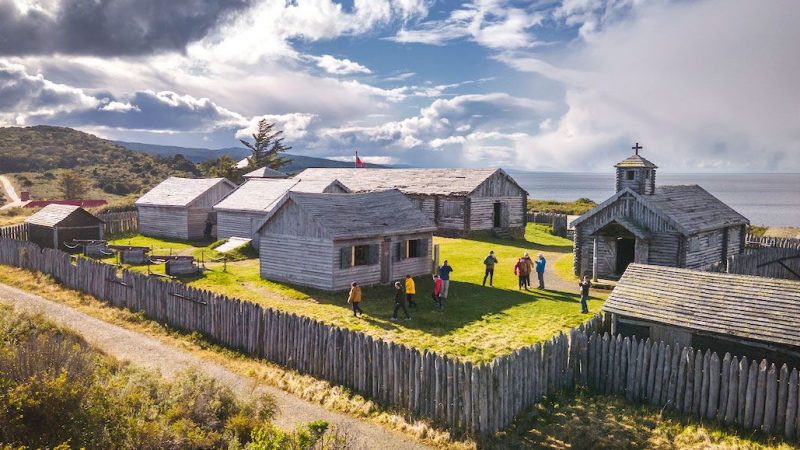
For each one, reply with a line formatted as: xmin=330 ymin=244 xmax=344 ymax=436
xmin=615 ymin=142 xmax=657 ymax=195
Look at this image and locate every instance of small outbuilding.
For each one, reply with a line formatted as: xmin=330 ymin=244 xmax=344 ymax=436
xmin=136 ymin=177 xmax=236 ymax=241
xmin=295 ymin=168 xmax=529 ymax=238
xmin=25 ymin=204 xmax=104 ymax=251
xmin=257 ymin=190 xmax=436 ymax=291
xmin=214 ymin=178 xmax=349 ymax=247
xmin=243 ymin=167 xmax=289 ymax=179
xmin=571 ymin=146 xmax=749 ymax=279
xmin=605 ymin=264 xmax=800 ymax=367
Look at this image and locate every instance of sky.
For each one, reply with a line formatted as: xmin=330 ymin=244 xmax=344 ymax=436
xmin=1 ymin=0 xmax=799 ymax=172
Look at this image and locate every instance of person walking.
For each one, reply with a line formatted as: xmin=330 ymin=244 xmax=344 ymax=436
xmin=535 ymin=253 xmax=547 ymax=289
xmin=432 ymin=274 xmax=443 ymax=310
xmin=438 ymin=260 xmax=453 ymax=299
xmin=522 ymin=252 xmax=534 ymax=289
xmin=482 ymin=251 xmax=498 ymax=287
xmin=391 ymin=281 xmax=411 ymax=321
xmin=203 ymin=218 xmax=213 ymax=241
xmin=579 ymin=275 xmax=592 ymax=313
xmin=347 ymin=282 xmax=363 ymax=317
xmin=405 ymin=275 xmax=417 ymax=308
xmin=514 ymin=257 xmax=530 ymax=290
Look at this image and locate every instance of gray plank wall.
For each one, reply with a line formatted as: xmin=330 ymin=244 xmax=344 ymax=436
xmin=187 ymin=208 xmax=213 ymax=240
xmin=390 ymin=234 xmax=432 ymax=281
xmin=138 ymin=206 xmax=190 ymax=240
xmin=217 ymin=211 xmax=266 ymax=246
xmin=469 ymin=197 xmax=525 ymax=231
xmin=2 ymin=236 xmax=800 ymax=443
xmin=332 ymin=237 xmax=383 ymax=290
xmin=261 ymin=235 xmax=334 ymax=289
xmin=437 ymin=198 xmax=467 ymax=230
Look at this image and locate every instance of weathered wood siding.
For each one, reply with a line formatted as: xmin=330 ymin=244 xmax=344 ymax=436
xmin=406 ymin=195 xmax=437 ymax=223
xmin=574 ymin=194 xmax=682 ymax=276
xmin=260 ymin=235 xmax=334 ymax=290
xmin=187 ymin=208 xmax=213 ymax=240
xmin=684 ymin=228 xmax=727 ymax=269
xmin=437 ymin=198 xmax=467 ymax=230
xmin=469 ymin=197 xmax=524 ymax=231
xmin=137 ymin=206 xmax=189 ymax=240
xmin=217 ymin=211 xmax=266 ymax=246
xmin=390 ymin=233 xmax=432 ymax=281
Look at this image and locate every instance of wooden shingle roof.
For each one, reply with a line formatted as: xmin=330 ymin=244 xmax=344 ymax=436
xmin=26 ymin=204 xmax=102 ymax=227
xmin=615 ymin=154 xmax=658 ymax=168
xmin=604 ymin=264 xmax=800 ymax=347
xmin=264 ymin=190 xmax=436 ymax=239
xmin=135 ymin=177 xmax=235 ymax=207
xmin=214 ymin=178 xmax=349 ymax=212
xmin=647 ymin=185 xmax=748 ymax=234
xmin=243 ymin=167 xmax=288 ymax=179
xmin=295 ymin=168 xmax=511 ymax=196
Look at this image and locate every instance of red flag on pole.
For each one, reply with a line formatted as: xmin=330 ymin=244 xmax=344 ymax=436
xmin=355 ymin=151 xmax=366 ymax=168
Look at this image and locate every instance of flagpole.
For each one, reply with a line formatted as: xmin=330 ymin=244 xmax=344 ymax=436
xmin=355 ymin=150 xmax=358 ymax=168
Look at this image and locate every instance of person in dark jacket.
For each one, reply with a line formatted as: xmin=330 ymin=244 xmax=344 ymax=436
xmin=203 ymin=219 xmax=213 ymax=241
xmin=438 ymin=260 xmax=453 ymax=299
xmin=391 ymin=281 xmax=411 ymax=321
xmin=579 ymin=275 xmax=592 ymax=313
xmin=482 ymin=251 xmax=498 ymax=287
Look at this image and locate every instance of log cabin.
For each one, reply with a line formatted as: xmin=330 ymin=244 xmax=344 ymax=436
xmin=135 ymin=177 xmax=236 ymax=241
xmin=605 ymin=264 xmax=800 ymax=368
xmin=256 ymin=190 xmax=436 ymax=291
xmin=214 ymin=178 xmax=349 ymax=248
xmin=571 ymin=146 xmax=749 ymax=279
xmin=294 ymin=168 xmax=528 ymax=238
xmin=25 ymin=204 xmax=104 ymax=251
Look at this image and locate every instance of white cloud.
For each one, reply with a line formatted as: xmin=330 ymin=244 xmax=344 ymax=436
xmin=308 ymin=54 xmax=372 ymax=75
xmin=506 ymin=0 xmax=800 ymax=171
xmin=235 ymin=113 xmax=317 ymax=140
xmin=328 ymin=155 xmax=398 ymax=165
xmin=390 ymin=0 xmax=542 ymax=50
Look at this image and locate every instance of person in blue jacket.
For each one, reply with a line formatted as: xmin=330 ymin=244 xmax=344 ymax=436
xmin=535 ymin=253 xmax=546 ymax=289
xmin=438 ymin=260 xmax=453 ymax=299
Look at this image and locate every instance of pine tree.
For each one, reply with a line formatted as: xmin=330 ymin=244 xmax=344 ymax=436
xmin=239 ymin=119 xmax=291 ymax=170
xmin=58 ymin=171 xmax=89 ymax=199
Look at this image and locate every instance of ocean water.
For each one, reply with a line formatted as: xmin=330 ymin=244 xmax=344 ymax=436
xmin=511 ymin=172 xmax=800 ymax=227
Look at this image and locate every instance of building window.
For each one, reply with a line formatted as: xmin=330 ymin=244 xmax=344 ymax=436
xmin=394 ymin=239 xmax=428 ymax=261
xmin=440 ymin=200 xmax=464 ymax=218
xmin=340 ymin=244 xmax=379 ymax=268
xmin=626 ymin=170 xmax=635 ymax=180
xmin=688 ymin=237 xmax=700 ymax=252
xmin=645 ymin=170 xmax=650 ymax=179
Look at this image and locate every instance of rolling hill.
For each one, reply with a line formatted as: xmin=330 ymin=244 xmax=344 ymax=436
xmin=0 ymin=126 xmax=198 ymax=205
xmin=114 ymin=140 xmax=385 ymax=171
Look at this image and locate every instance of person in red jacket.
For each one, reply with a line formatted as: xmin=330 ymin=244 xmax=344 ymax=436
xmin=432 ymin=274 xmax=443 ymax=310
xmin=514 ymin=257 xmax=530 ymax=291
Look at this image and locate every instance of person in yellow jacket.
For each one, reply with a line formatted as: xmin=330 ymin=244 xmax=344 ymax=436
xmin=347 ymin=282 xmax=363 ymax=317
xmin=404 ymin=275 xmax=417 ymax=308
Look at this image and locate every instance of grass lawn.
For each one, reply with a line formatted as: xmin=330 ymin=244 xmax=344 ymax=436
xmin=490 ymin=389 xmax=793 ymax=449
xmin=109 ymin=224 xmax=605 ymax=363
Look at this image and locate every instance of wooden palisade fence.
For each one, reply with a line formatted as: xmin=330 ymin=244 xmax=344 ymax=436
xmin=98 ymin=211 xmax=139 ymax=236
xmin=0 ymin=223 xmax=28 ymax=241
xmin=527 ymin=212 xmax=568 ymax=238
xmin=703 ymin=247 xmax=800 ymax=280
xmin=0 ymin=236 xmax=798 ymax=442
xmin=746 ymin=234 xmax=800 ymax=251
xmin=585 ymin=332 xmax=800 ymax=442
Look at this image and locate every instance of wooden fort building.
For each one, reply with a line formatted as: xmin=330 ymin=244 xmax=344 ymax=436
xmin=25 ymin=204 xmax=104 ymax=251
xmin=571 ymin=145 xmax=749 ymax=279
xmin=136 ymin=177 xmax=236 ymax=241
xmin=295 ymin=168 xmax=528 ymax=238
xmin=257 ymin=190 xmax=436 ymax=291
xmin=214 ymin=177 xmax=349 ymax=247
xmin=605 ymin=264 xmax=800 ymax=367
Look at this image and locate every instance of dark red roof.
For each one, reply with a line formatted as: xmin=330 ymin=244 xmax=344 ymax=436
xmin=24 ymin=199 xmax=108 ymax=209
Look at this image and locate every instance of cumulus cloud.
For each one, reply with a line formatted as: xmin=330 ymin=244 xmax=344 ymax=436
xmin=390 ymin=0 xmax=543 ymax=50
xmin=508 ymin=0 xmax=800 ymax=171
xmin=0 ymin=0 xmax=253 ymax=56
xmin=308 ymin=55 xmax=372 ymax=75
xmin=235 ymin=113 xmax=317 ymax=140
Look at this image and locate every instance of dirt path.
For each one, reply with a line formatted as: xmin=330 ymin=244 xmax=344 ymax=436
xmin=0 ymin=282 xmax=430 ymax=450
xmin=0 ymin=175 xmax=24 ymax=210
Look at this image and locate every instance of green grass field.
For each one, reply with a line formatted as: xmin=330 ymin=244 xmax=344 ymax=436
xmin=109 ymin=224 xmax=604 ymax=363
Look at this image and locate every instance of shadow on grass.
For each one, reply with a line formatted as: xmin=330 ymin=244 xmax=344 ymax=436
xmin=283 ymin=279 xmax=588 ymax=337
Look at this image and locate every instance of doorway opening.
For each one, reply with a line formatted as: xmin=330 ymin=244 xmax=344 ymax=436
xmin=493 ymin=202 xmax=502 ymax=228
xmin=616 ymin=238 xmax=636 ymax=275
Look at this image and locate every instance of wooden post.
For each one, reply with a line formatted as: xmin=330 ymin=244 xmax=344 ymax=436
xmin=754 ymin=360 xmax=768 ymax=430
xmin=707 ymin=352 xmax=720 ymax=420
xmin=738 ymin=356 xmax=749 ymax=426
xmin=433 ymin=244 xmax=440 ymax=274
xmin=777 ymin=364 xmax=789 ymax=434
xmin=785 ymin=368 xmax=797 ymax=441
xmin=725 ymin=356 xmax=739 ymax=426
xmin=592 ymin=237 xmax=598 ymax=281
xmin=763 ymin=363 xmax=778 ymax=433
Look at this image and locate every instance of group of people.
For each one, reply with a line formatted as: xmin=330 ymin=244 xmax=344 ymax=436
xmin=346 ymin=250 xmax=592 ymax=318
xmin=481 ymin=251 xmax=546 ymax=291
xmin=346 ymin=260 xmax=454 ymax=320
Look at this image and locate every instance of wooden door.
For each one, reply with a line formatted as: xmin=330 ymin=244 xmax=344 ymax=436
xmin=380 ymin=238 xmax=391 ymax=283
